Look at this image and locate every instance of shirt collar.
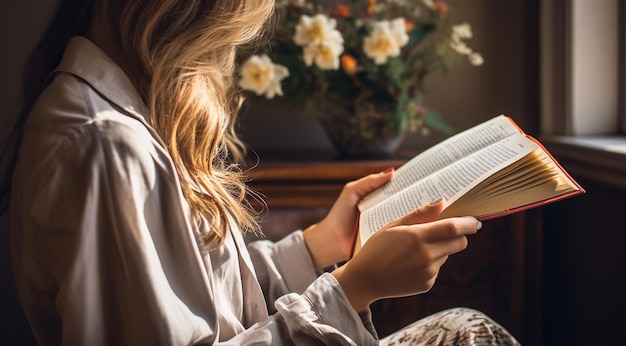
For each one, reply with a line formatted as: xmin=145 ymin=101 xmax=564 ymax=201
xmin=55 ymin=36 xmax=149 ymax=122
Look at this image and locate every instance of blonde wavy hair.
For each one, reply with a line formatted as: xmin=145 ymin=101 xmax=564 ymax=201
xmin=98 ymin=0 xmax=275 ymax=248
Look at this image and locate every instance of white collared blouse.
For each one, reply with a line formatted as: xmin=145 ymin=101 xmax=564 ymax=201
xmin=9 ymin=37 xmax=377 ymax=345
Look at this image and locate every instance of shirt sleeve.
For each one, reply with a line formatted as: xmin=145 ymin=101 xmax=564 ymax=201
xmin=247 ymin=231 xmax=318 ymax=303
xmin=227 ymin=273 xmax=379 ymax=345
xmin=246 ymin=232 xmax=378 ymax=343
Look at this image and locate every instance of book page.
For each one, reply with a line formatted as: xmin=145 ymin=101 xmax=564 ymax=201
xmin=357 ymin=132 xmax=538 ymax=247
xmin=439 ymin=149 xmax=581 ymax=219
xmin=359 ymin=115 xmax=521 ymax=211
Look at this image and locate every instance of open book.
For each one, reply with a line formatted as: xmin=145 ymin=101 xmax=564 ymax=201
xmin=353 ymin=114 xmax=585 ymax=253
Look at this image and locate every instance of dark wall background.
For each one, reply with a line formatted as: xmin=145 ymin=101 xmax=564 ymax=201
xmin=542 ymin=177 xmax=626 ymax=345
xmin=1 ymin=1 xmax=56 ymax=344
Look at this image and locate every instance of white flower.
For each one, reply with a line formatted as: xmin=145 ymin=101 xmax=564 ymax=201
xmin=450 ymin=40 xmax=472 ymax=55
xmin=452 ymin=23 xmax=473 ymax=40
xmin=469 ymin=52 xmax=484 ymax=66
xmin=363 ymin=18 xmax=409 ymax=65
xmin=389 ymin=18 xmax=410 ymax=47
xmin=294 ymin=14 xmax=343 ymax=47
xmin=449 ymin=23 xmax=484 ymax=66
xmin=292 ymin=14 xmax=344 ymax=70
xmin=303 ymin=39 xmax=344 ymax=70
xmin=238 ymin=54 xmax=289 ymax=99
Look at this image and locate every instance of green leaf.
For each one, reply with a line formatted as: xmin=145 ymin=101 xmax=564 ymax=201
xmin=409 ymin=23 xmax=436 ymax=43
xmin=424 ymin=109 xmax=455 ymax=136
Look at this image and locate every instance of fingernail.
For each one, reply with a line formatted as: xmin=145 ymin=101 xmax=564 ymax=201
xmin=476 ymin=221 xmax=483 ymax=231
xmin=383 ymin=166 xmax=394 ymax=174
xmin=429 ymin=196 xmax=442 ymax=205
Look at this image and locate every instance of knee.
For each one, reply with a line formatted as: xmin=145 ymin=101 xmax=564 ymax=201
xmin=444 ymin=307 xmax=520 ymax=345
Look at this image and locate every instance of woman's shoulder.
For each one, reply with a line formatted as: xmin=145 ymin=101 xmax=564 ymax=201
xmin=28 ymin=72 xmax=143 ymax=132
xmin=29 ymin=72 xmax=155 ymax=147
xmin=20 ymin=73 xmax=174 ymax=182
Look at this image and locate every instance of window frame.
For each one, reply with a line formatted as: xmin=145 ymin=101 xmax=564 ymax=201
xmin=620 ymin=0 xmax=626 ymax=133
xmin=540 ymin=0 xmax=626 ymax=189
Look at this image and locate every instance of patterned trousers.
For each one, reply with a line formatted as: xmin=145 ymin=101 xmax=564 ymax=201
xmin=379 ymin=308 xmax=522 ymax=346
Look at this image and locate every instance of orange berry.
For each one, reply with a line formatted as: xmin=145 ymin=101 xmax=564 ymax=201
xmin=366 ymin=0 xmax=376 ymax=15
xmin=433 ymin=1 xmax=449 ymax=17
xmin=341 ymin=54 xmax=358 ymax=75
xmin=404 ymin=19 xmax=415 ymax=33
xmin=333 ymin=4 xmax=351 ymax=18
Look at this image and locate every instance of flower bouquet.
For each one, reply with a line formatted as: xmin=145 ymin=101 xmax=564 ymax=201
xmin=238 ymin=0 xmax=483 ymax=157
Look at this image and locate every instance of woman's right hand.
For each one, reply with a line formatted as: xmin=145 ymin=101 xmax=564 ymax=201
xmin=331 ymin=199 xmax=481 ymax=312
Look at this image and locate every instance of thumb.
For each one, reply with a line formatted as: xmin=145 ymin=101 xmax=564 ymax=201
xmin=343 ymin=167 xmax=395 ymax=201
xmin=388 ymin=197 xmax=445 ymax=227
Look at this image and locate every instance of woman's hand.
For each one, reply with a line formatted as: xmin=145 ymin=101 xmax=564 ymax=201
xmin=302 ymin=167 xmax=394 ymax=272
xmin=331 ymin=199 xmax=481 ymax=312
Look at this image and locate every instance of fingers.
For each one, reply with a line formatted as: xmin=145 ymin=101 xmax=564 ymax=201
xmin=392 ymin=214 xmax=478 ymax=267
xmin=387 ymin=197 xmax=445 ymax=227
xmin=342 ymin=167 xmax=394 ymax=201
xmin=419 ymin=216 xmax=480 ymax=243
xmin=429 ymin=232 xmax=469 ymax=257
xmin=387 ymin=197 xmax=479 ymax=241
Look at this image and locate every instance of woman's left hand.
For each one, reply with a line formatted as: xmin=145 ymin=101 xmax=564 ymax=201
xmin=302 ymin=167 xmax=394 ymax=272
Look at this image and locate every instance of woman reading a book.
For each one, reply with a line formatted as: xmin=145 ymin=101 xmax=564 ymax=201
xmin=1 ymin=0 xmax=521 ymax=344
